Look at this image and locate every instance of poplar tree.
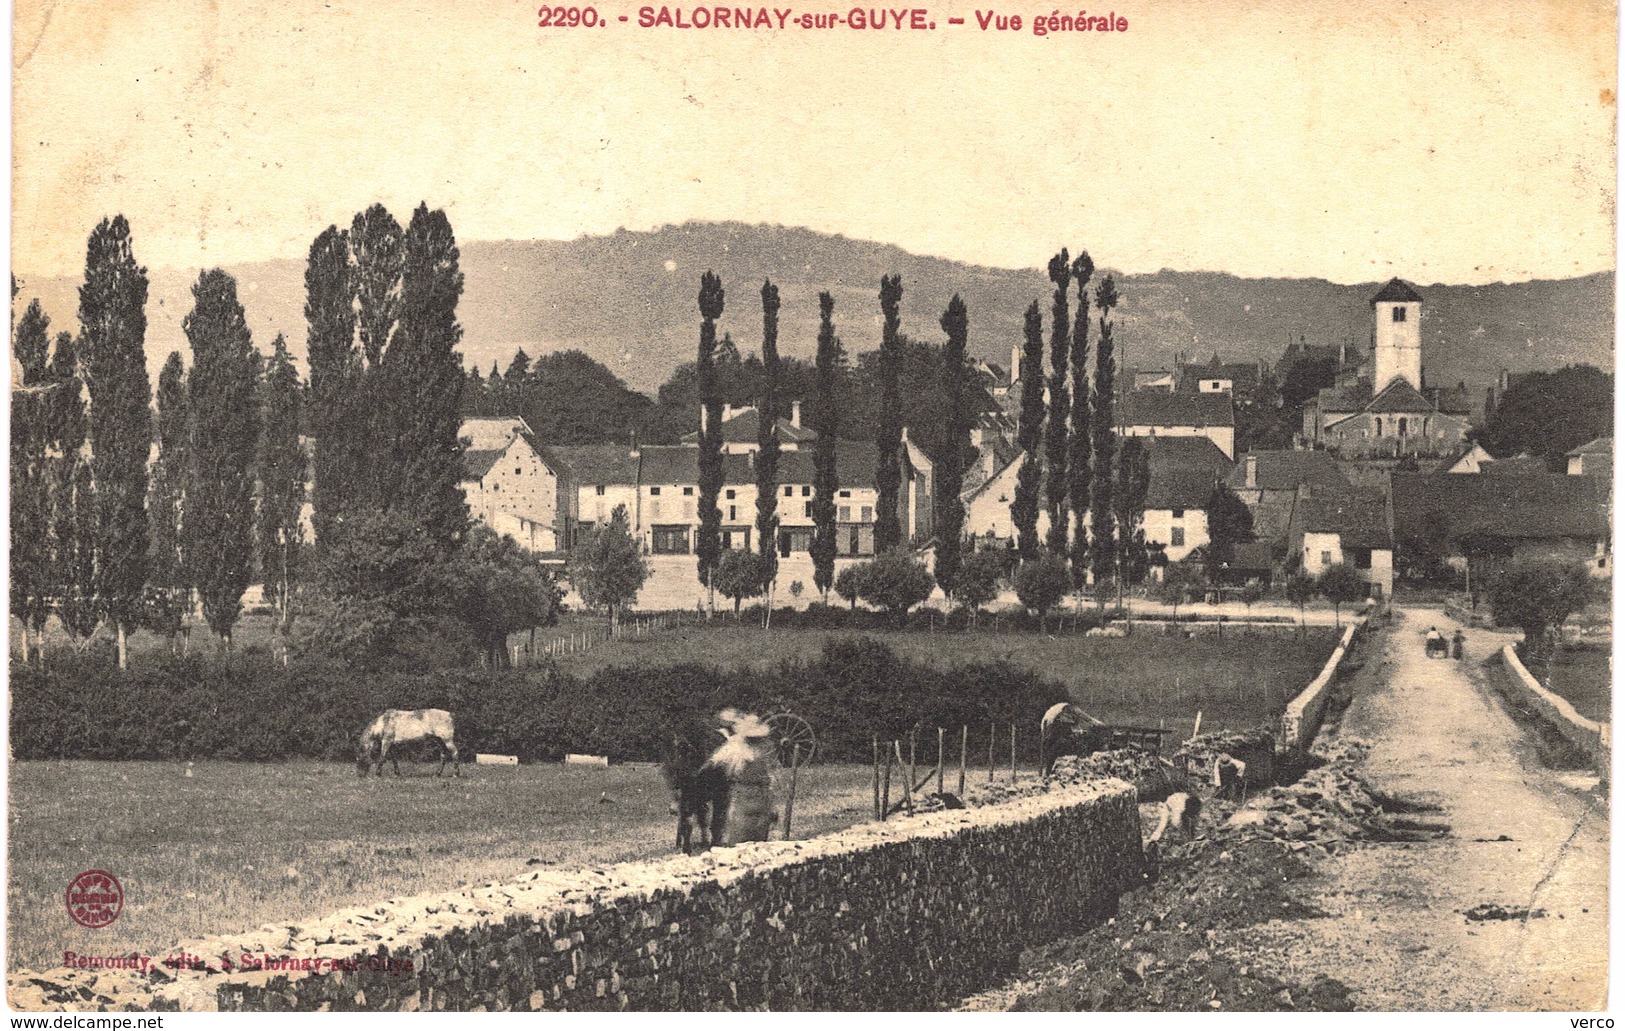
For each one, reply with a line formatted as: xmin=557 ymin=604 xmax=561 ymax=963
xmin=47 ymin=331 xmax=97 ymax=647
xmin=934 ymin=295 xmax=971 ymax=598
xmin=755 ymin=279 xmax=782 ymax=623
xmin=257 ymin=334 xmax=306 ymax=645
xmin=1114 ymin=436 xmax=1151 ymax=587
xmin=874 ymin=274 xmax=904 ymax=551
xmin=144 ymin=352 xmax=190 ymax=648
xmin=695 ymin=271 xmax=726 ymax=611
xmin=1010 ymin=301 xmax=1045 ymax=560
xmin=1067 ymin=253 xmax=1095 ymax=585
xmin=184 ymin=269 xmax=261 ymax=646
xmin=11 ymin=300 xmax=53 ymax=661
xmin=304 ymin=224 xmax=357 ymax=545
xmin=78 ymin=216 xmax=151 ymax=668
xmin=810 ymin=292 xmax=842 ymax=601
xmin=350 ymin=204 xmax=404 ymax=511
xmin=390 ymin=203 xmax=468 ymax=548
xmin=1089 ymin=276 xmax=1121 ymax=592
xmin=1043 ymin=250 xmax=1071 ymax=557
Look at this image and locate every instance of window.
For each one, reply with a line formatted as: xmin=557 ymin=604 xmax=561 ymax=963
xmin=1397 ymin=418 xmax=1407 ymax=436
xmin=1170 ymin=527 xmax=1185 ymax=547
xmin=683 ymin=486 xmax=694 ymax=496
xmin=515 ymin=466 xmax=522 ymax=476
xmin=595 ymin=485 xmax=606 ymax=496
xmin=1320 ymin=551 xmax=1332 ymax=566
xmin=860 ymin=506 xmax=873 ymax=522
xmin=804 ymin=502 xmax=813 ymax=517
xmin=802 ymin=486 xmax=811 ymax=497
xmin=784 ymin=485 xmax=794 ymax=497
xmin=725 ymin=489 xmax=736 ymax=500
xmin=838 ymin=490 xmax=851 ymax=499
xmin=650 ymin=500 xmax=662 ymax=519
xmin=1171 ymin=508 xmax=1184 ymax=519
xmin=728 ymin=505 xmax=737 ymax=521
xmin=1392 ymin=306 xmax=1407 ymax=323
xmin=652 ymin=526 xmax=690 ymax=555
xmin=1352 ymin=548 xmax=1372 ymax=570
xmin=650 ymin=486 xmax=661 ymax=496
xmin=838 ymin=505 xmax=851 ymax=521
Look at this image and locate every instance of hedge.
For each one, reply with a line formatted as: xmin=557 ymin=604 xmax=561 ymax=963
xmin=10 ymin=636 xmax=1068 ymax=765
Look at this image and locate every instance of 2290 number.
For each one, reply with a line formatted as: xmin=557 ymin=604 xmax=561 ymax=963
xmin=537 ymin=6 xmax=600 ymax=26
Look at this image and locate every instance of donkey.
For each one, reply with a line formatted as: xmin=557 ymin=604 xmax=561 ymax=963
xmin=357 ymin=709 xmax=461 ymax=778
xmin=661 ymin=734 xmax=730 ymax=853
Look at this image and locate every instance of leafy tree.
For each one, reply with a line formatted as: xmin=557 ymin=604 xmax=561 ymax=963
xmin=1089 ymin=276 xmax=1120 ymax=591
xmin=855 ymin=550 xmax=935 ymax=625
xmin=1203 ymin=481 xmax=1254 ymax=572
xmin=1157 ymin=560 xmax=1202 ymax=622
xmin=1011 ymin=301 xmax=1045 ymax=559
xmin=811 ymin=292 xmax=842 ymax=600
xmin=1283 ymin=569 xmax=1316 ymax=633
xmin=1043 ymin=250 xmax=1072 ymax=556
xmin=476 ymin=349 xmax=653 ymax=445
xmin=835 ymin=563 xmax=866 ymax=611
xmin=1479 ymin=365 xmax=1612 ymax=466
xmin=956 ymin=549 xmax=1004 ymax=625
xmin=143 ymin=352 xmax=189 ymax=647
xmin=257 ymin=334 xmax=305 ymax=646
xmin=303 ymin=224 xmax=358 ymax=545
xmin=184 ymin=269 xmax=262 ymax=646
xmin=714 ymin=547 xmax=771 ymax=619
xmin=789 ymin=580 xmax=805 ymax=601
xmin=1239 ymin=578 xmax=1267 ymax=617
xmin=567 ymin=504 xmax=649 ymax=627
xmin=505 ymin=347 xmax=532 ymax=384
xmin=1489 ymin=558 xmax=1595 ymax=661
xmin=1278 ymin=349 xmax=1339 ymax=412
xmin=1015 ymin=554 xmax=1071 ymax=631
xmin=10 ymin=299 xmax=54 ymax=661
xmin=78 ymin=215 xmax=152 ymax=667
xmin=1114 ymin=436 xmax=1152 ymax=586
xmin=695 ymin=271 xmax=726 ymax=608
xmin=1317 ymin=562 xmax=1367 ymax=628
xmin=387 ymin=204 xmax=468 ymax=549
xmin=756 ymin=279 xmax=783 ymax=617
xmin=934 ymin=295 xmax=971 ymax=596
xmin=1235 ymin=369 xmax=1292 ymax=453
xmin=1067 ymin=253 xmax=1095 ymax=584
xmin=874 ymin=274 xmax=904 ymax=552
xmin=460 ymin=523 xmax=562 ymax=667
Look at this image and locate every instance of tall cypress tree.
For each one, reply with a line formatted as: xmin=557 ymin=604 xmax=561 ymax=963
xmin=77 ymin=215 xmax=151 ymax=667
xmin=810 ymin=292 xmax=842 ymax=601
xmin=1114 ymin=436 xmax=1152 ymax=587
xmin=695 ymin=272 xmax=726 ymax=609
xmin=304 ymin=225 xmax=358 ymax=546
xmin=145 ymin=351 xmax=190 ymax=648
xmin=1043 ymin=251 xmax=1071 ymax=557
xmin=11 ymin=300 xmax=54 ymax=661
xmin=349 ymin=204 xmax=404 ymax=511
xmin=257 ymin=334 xmax=305 ymax=644
xmin=1089 ymin=276 xmax=1121 ymax=591
xmin=755 ymin=280 xmax=782 ymax=591
xmin=184 ymin=269 xmax=261 ymax=646
xmin=1067 ymin=253 xmax=1095 ymax=585
xmin=391 ymin=204 xmax=468 ymax=548
xmin=935 ymin=295 xmax=971 ymax=597
xmin=874 ymin=274 xmax=904 ymax=551
xmin=1011 ymin=301 xmax=1046 ymax=560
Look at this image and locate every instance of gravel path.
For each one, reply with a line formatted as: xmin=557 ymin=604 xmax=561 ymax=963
xmin=1247 ymin=605 xmax=1609 ymax=1010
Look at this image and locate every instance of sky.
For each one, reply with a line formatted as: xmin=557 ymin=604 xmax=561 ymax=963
xmin=10 ymin=0 xmax=1618 ymax=283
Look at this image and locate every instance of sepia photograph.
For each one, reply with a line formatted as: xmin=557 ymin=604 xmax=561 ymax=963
xmin=5 ymin=0 xmax=1616 ymax=1013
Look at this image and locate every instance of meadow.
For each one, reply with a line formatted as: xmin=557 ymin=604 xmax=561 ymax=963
xmin=1543 ymin=641 xmax=1611 ymax=724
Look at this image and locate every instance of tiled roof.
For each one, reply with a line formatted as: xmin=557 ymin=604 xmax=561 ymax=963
xmin=1568 ymin=436 xmax=1613 ymax=457
xmin=1123 ymin=390 xmax=1234 ymax=428
xmin=1225 ymin=450 xmax=1348 ymax=493
xmin=1230 ymin=541 xmax=1275 ymax=571
xmin=1370 ymin=278 xmax=1423 ymax=304
xmin=551 ymin=444 xmax=641 ymax=486
xmin=1363 ymin=378 xmax=1437 ymax=414
xmin=461 ymin=448 xmax=506 ymax=480
xmin=1176 ymin=360 xmax=1260 ymax=395
xmin=1391 ymin=473 xmax=1610 ymax=542
xmin=679 ymin=407 xmax=818 ymax=445
xmin=1145 ymin=466 xmax=1221 ymax=511
xmin=1480 ymin=456 xmax=1552 ymax=476
xmin=1298 ymin=485 xmax=1392 ymax=550
xmin=1314 ymin=382 xmax=1373 ymax=413
xmin=1144 ymin=435 xmax=1234 ymax=477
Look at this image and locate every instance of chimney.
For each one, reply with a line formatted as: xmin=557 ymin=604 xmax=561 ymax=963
xmin=630 ymin=428 xmax=641 ymax=459
xmin=1244 ymin=455 xmax=1257 ymax=489
xmin=1498 ymin=368 xmax=1511 ymax=392
xmin=1010 ymin=343 xmax=1021 ymax=385
xmin=791 ymin=400 xmax=802 ymax=428
xmin=699 ymin=404 xmax=707 ymax=434
xmin=722 ymin=403 xmax=737 ymax=423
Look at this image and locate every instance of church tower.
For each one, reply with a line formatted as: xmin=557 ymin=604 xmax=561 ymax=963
xmin=1370 ymin=278 xmax=1422 ymax=391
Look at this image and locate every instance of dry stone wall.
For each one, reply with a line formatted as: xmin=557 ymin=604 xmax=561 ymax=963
xmin=1499 ymin=644 xmax=1611 ymax=784
xmin=10 ymin=780 xmax=1141 ymax=1013
xmin=1278 ymin=622 xmax=1360 ymax=751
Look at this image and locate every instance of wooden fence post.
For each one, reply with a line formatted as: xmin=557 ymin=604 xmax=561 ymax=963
xmin=988 ymin=723 xmax=995 ymax=783
xmin=959 ymin=725 xmax=968 ymax=795
xmin=872 ymin=736 xmax=881 ymax=820
xmin=783 ymin=745 xmax=802 ymax=840
xmin=908 ymin=731 xmax=916 ymax=801
xmin=895 ymin=739 xmax=914 ymax=815
xmin=881 ymin=745 xmax=892 ymax=820
xmin=1010 ymin=723 xmax=1018 ymax=782
xmin=936 ymin=727 xmax=945 ymax=795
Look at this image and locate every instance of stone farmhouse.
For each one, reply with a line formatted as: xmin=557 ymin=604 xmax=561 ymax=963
xmin=457 ymin=416 xmax=570 ymax=552
xmin=1391 ymin=472 xmax=1612 ymax=582
xmin=1121 ymin=390 xmax=1237 ymax=459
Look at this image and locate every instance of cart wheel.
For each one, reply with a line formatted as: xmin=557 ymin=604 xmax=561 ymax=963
xmin=766 ymin=712 xmax=818 ymax=767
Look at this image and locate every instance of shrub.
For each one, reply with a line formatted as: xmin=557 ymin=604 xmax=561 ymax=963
xmin=855 ymin=550 xmax=936 ymax=623
xmin=1014 ymin=554 xmax=1070 ymax=629
xmin=1490 ymin=558 xmax=1595 ymax=662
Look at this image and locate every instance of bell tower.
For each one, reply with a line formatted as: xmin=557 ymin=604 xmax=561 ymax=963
xmin=1371 ymin=277 xmax=1422 ymax=391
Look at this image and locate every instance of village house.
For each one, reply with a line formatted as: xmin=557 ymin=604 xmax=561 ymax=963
xmin=458 ymin=416 xmax=570 ymax=552
xmin=1391 ymin=472 xmax=1612 ymax=582
xmin=1286 ymin=482 xmax=1395 ymax=598
xmin=1121 ymin=390 xmax=1237 ymax=459
xmin=1438 ymin=442 xmax=1495 ymax=474
xmin=1224 ymin=449 xmax=1351 ymax=563
xmin=1140 ymin=436 xmax=1234 ymax=564
xmin=1567 ymin=436 xmax=1611 ymax=477
xmin=1175 ymin=356 xmax=1262 ymax=396
xmin=678 ymin=402 xmax=816 ymax=454
xmin=1302 ymin=279 xmax=1473 ymax=457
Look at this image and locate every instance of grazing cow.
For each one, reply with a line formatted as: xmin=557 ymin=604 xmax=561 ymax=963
xmin=708 ymin=709 xmax=778 ymax=845
xmin=661 ymin=734 xmax=730 ymax=854
xmin=357 ymin=709 xmax=461 ymax=778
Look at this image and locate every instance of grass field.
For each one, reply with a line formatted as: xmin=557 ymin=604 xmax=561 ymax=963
xmin=1544 ymin=643 xmax=1612 ymax=724
xmin=529 ymin=622 xmax=1339 ymax=742
xmin=6 ymin=760 xmax=880 ymax=973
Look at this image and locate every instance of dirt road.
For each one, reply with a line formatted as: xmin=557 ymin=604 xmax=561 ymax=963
xmin=1248 ymin=605 xmax=1609 ymax=1010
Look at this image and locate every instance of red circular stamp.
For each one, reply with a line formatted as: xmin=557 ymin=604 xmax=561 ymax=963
xmin=66 ymin=870 xmax=123 ymax=929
